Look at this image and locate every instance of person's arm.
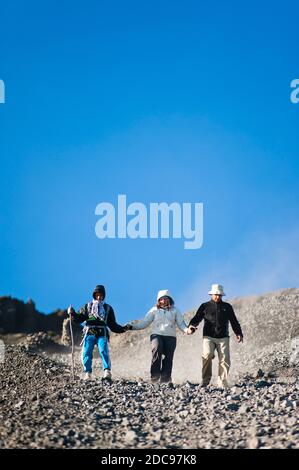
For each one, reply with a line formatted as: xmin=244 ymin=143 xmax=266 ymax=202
xmin=228 ymin=305 xmax=243 ymax=340
xmin=130 ymin=309 xmax=155 ymax=330
xmin=189 ymin=304 xmax=205 ymax=327
xmin=68 ymin=304 xmax=88 ymax=323
xmin=106 ymin=307 xmax=126 ymax=333
xmin=175 ymin=309 xmax=188 ymax=333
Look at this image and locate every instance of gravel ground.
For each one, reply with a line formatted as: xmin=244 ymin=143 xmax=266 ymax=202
xmin=0 ymin=287 xmax=298 ymax=449
xmin=0 ymin=343 xmax=298 ymax=449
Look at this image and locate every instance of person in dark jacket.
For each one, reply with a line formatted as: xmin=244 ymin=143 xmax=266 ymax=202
xmin=188 ymin=284 xmax=243 ymax=388
xmin=68 ymin=285 xmax=129 ymax=381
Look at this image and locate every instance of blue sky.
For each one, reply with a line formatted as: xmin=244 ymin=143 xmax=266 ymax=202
xmin=0 ymin=1 xmax=298 ymax=323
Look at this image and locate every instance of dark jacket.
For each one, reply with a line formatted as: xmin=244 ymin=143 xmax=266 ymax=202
xmin=71 ymin=302 xmax=125 ymax=339
xmin=189 ymin=300 xmax=243 ymax=339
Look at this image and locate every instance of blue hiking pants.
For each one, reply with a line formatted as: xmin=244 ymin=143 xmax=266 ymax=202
xmin=82 ymin=334 xmax=111 ymax=373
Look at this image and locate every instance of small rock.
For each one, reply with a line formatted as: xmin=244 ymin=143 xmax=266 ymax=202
xmin=247 ymin=436 xmax=260 ymax=449
xmin=14 ymin=400 xmax=25 ymax=409
xmin=227 ymin=403 xmax=239 ymax=411
xmin=125 ymin=430 xmax=138 ymax=444
xmin=255 ymin=369 xmax=265 ymax=379
xmin=238 ymin=404 xmax=250 ymax=413
xmin=255 ymin=380 xmax=272 ymax=389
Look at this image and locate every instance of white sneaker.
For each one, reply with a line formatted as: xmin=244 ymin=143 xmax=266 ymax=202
xmin=103 ymin=369 xmax=112 ymax=380
xmin=84 ymin=372 xmax=92 ymax=381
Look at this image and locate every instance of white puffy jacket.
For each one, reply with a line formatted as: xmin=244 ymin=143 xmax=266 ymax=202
xmin=131 ymin=306 xmax=188 ymax=337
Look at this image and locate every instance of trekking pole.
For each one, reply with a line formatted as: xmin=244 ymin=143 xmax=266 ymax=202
xmin=68 ymin=305 xmax=75 ymax=381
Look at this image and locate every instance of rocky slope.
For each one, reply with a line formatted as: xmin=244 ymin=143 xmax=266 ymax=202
xmin=0 ymin=297 xmax=66 ymax=334
xmin=0 ymin=344 xmax=298 ymax=449
xmin=0 ymin=288 xmax=298 ymax=449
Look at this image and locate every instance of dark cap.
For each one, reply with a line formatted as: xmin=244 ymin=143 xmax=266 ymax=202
xmin=93 ymin=285 xmax=106 ymax=300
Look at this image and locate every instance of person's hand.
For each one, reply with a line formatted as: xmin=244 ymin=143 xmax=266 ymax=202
xmin=236 ymin=335 xmax=243 ymax=343
xmin=124 ymin=324 xmax=133 ymax=331
xmin=187 ymin=326 xmax=196 ymax=335
xmin=67 ymin=305 xmax=75 ymax=316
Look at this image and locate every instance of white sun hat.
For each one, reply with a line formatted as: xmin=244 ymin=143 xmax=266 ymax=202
xmin=157 ymin=289 xmax=174 ymax=302
xmin=208 ymin=284 xmax=226 ymax=296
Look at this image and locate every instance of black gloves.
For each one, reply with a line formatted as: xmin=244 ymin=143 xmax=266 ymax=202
xmin=188 ymin=325 xmax=196 ymax=335
xmin=124 ymin=324 xmax=133 ymax=331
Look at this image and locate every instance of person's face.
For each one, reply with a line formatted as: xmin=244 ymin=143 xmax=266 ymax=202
xmin=158 ymin=296 xmax=171 ymax=308
xmin=211 ymin=294 xmax=222 ymax=303
xmin=95 ymin=292 xmax=104 ymax=301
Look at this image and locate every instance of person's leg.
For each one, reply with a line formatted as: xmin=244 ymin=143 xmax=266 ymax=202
xmin=202 ymin=336 xmax=216 ymax=386
xmin=216 ymin=337 xmax=231 ymax=387
xmin=160 ymin=336 xmax=177 ymax=383
xmin=97 ymin=336 xmax=111 ymax=374
xmin=82 ymin=334 xmax=96 ymax=373
xmin=150 ymin=335 xmax=164 ymax=382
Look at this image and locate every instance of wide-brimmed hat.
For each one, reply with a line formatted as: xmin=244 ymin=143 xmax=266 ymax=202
xmin=157 ymin=289 xmax=174 ymax=304
xmin=208 ymin=284 xmax=225 ymax=296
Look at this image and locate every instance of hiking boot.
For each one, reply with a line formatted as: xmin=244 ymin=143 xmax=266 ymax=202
xmin=84 ymin=372 xmax=92 ymax=381
xmin=160 ymin=377 xmax=172 ymax=384
xmin=151 ymin=375 xmax=160 ymax=384
xmin=200 ymin=382 xmax=210 ymax=388
xmin=103 ymin=369 xmax=112 ymax=381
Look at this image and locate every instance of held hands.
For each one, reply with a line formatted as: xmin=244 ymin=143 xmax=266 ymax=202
xmin=187 ymin=326 xmax=196 ymax=335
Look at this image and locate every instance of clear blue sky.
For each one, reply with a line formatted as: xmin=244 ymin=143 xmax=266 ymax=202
xmin=1 ymin=1 xmax=298 ymax=323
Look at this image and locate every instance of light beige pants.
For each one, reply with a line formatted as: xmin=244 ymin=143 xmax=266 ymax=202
xmin=202 ymin=336 xmax=231 ymax=387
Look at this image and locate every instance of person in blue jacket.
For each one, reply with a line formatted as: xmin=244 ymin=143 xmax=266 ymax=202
xmin=68 ymin=284 xmax=130 ymax=381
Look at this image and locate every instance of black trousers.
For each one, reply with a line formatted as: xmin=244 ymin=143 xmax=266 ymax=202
xmin=150 ymin=334 xmax=177 ymax=383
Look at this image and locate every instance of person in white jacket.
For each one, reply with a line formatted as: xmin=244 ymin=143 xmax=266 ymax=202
xmin=126 ymin=290 xmax=188 ymax=383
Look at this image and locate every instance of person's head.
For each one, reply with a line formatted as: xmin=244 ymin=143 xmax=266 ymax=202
xmin=93 ymin=284 xmax=106 ymax=301
xmin=211 ymin=294 xmax=222 ymax=303
xmin=156 ymin=290 xmax=174 ymax=309
xmin=208 ymin=284 xmax=225 ymax=303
